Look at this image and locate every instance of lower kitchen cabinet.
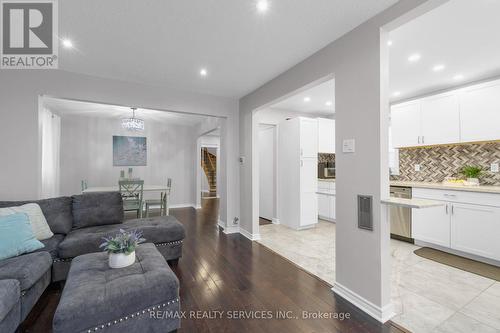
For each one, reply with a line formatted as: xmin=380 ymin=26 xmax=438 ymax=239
xmin=318 ymin=193 xmax=335 ymax=221
xmin=451 ymin=203 xmax=500 ymax=261
xmin=412 ymin=188 xmax=500 ymax=262
xmin=412 ymin=202 xmax=450 ymax=247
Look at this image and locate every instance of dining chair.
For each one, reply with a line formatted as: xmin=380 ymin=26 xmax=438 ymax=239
xmin=144 ymin=178 xmax=172 ymax=217
xmin=81 ymin=180 xmax=88 ymax=192
xmin=119 ymin=180 xmax=144 ymax=218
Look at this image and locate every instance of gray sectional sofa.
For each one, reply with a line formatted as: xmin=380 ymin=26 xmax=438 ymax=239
xmin=0 ymin=192 xmax=185 ymax=333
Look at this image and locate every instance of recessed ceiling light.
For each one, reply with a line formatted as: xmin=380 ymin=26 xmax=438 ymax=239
xmin=200 ymin=68 xmax=208 ymax=77
xmin=432 ymin=64 xmax=445 ymax=72
xmin=62 ymin=39 xmax=73 ymax=49
xmin=453 ymin=74 xmax=464 ymax=81
xmin=408 ymin=53 xmax=421 ymax=63
xmin=392 ymin=91 xmax=401 ymax=97
xmin=387 ymin=40 xmax=393 ymax=46
xmin=303 ymin=97 xmax=311 ymax=102
xmin=325 ymin=101 xmax=333 ymax=106
xmin=256 ymin=0 xmax=269 ymax=12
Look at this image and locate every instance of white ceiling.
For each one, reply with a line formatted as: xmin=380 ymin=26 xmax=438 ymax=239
xmin=58 ymin=0 xmax=398 ymax=98
xmin=389 ymin=0 xmax=500 ymax=102
xmin=271 ymin=79 xmax=335 ymax=115
xmin=43 ymin=97 xmax=214 ymax=126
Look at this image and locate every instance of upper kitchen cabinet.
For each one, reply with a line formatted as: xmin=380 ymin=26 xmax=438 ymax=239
xmin=420 ymin=93 xmax=460 ymax=145
xmin=459 ymin=80 xmax=500 ymax=142
xmin=318 ymin=118 xmax=335 ymax=153
xmin=391 ymin=101 xmax=421 ymax=148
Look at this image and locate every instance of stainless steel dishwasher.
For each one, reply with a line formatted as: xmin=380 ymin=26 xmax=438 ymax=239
xmin=389 ymin=186 xmax=413 ymax=242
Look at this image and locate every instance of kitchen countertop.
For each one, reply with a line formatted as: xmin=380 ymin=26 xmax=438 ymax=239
xmin=381 ymin=197 xmax=444 ymax=209
xmin=390 ymin=180 xmax=500 ymax=194
xmin=318 ymin=178 xmax=336 ymax=182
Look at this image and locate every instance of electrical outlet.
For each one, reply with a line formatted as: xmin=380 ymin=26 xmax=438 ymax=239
xmin=491 ymin=163 xmax=499 ymax=173
xmin=414 ymin=164 xmax=421 ymax=172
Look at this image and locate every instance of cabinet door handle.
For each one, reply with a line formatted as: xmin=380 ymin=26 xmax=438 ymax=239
xmin=418 ymin=136 xmax=421 ymax=144
xmin=445 ymin=204 xmax=448 ymax=214
xmin=300 ymin=160 xmax=303 ymax=167
xmin=451 ymin=204 xmax=454 ymax=214
xmin=422 ymin=136 xmax=425 ymax=144
xmin=300 ymin=148 xmax=303 ymax=156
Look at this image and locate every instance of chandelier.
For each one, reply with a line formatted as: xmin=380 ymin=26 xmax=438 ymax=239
xmin=122 ymin=107 xmax=144 ymax=131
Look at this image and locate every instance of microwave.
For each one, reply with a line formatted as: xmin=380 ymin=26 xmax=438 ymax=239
xmin=324 ymin=167 xmax=335 ymax=178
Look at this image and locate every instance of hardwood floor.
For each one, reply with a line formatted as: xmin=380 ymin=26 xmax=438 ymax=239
xmin=21 ymin=199 xmax=404 ymax=333
xmin=259 ymin=217 xmax=272 ymax=225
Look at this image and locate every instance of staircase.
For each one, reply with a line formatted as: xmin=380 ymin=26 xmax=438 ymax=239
xmin=201 ymin=148 xmax=217 ymax=194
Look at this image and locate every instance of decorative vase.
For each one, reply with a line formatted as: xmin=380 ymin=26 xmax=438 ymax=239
xmin=466 ymin=178 xmax=480 ymax=186
xmin=109 ymin=251 xmax=136 ymax=268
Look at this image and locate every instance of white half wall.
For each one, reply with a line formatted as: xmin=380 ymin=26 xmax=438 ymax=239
xmin=0 ymin=70 xmax=239 ymax=229
xmin=238 ymin=0 xmax=433 ymax=322
xmin=58 ymin=114 xmax=197 ymax=206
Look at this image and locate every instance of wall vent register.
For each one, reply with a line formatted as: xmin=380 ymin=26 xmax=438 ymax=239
xmin=357 ymin=195 xmax=373 ymax=231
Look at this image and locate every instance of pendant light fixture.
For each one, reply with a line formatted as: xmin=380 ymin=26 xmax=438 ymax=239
xmin=121 ymin=107 xmax=144 ymax=131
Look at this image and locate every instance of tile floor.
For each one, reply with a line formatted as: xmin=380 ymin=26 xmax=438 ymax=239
xmin=258 ymin=221 xmax=500 ymax=333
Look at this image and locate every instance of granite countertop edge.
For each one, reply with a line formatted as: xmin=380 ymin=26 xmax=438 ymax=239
xmin=390 ymin=180 xmax=500 ymax=194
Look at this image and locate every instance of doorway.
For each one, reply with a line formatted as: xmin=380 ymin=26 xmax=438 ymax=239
xmin=258 ymin=124 xmax=276 ymax=225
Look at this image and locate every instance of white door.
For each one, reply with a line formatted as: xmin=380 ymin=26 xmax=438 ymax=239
xmin=391 ymin=102 xmax=421 ymax=148
xmin=412 ymin=202 xmax=451 ymax=247
xmin=300 ymin=118 xmax=319 ymax=158
xmin=451 ymin=203 xmax=500 ymax=260
xmin=259 ymin=126 xmax=275 ymax=220
xmin=460 ymin=82 xmax=500 ymax=142
xmin=318 ymin=118 xmax=335 ymax=153
xmin=300 ymin=158 xmax=318 ymax=227
xmin=421 ymin=94 xmax=460 ymax=145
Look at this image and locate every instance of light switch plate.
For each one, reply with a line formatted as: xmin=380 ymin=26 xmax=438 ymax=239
xmin=414 ymin=164 xmax=421 ymax=172
xmin=491 ymin=163 xmax=499 ymax=173
xmin=342 ymin=139 xmax=355 ymax=153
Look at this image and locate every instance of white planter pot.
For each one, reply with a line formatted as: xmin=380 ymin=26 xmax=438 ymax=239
xmin=109 ymin=251 xmax=136 ymax=268
xmin=466 ymin=178 xmax=480 ymax=186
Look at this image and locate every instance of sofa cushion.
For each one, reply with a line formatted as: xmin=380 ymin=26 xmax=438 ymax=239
xmin=71 ymin=192 xmax=124 ymax=229
xmin=0 ymin=203 xmax=53 ymax=240
xmin=58 ymin=216 xmax=185 ymax=259
xmin=0 ymin=279 xmax=20 ymax=323
xmin=0 ymin=213 xmax=44 ymax=261
xmin=33 ymin=234 xmax=64 ymax=259
xmin=0 ymin=252 xmax=51 ymax=291
xmin=0 ymin=197 xmax=73 ymax=235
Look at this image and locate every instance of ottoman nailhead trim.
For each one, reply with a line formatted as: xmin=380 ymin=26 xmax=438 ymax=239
xmin=155 ymin=240 xmax=183 ymax=247
xmin=82 ymin=298 xmax=179 ymax=332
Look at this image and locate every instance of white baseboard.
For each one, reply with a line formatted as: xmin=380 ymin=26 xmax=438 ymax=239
xmin=218 ymin=220 xmax=240 ymax=234
xmin=332 ymin=282 xmax=395 ymax=323
xmin=240 ymin=228 xmax=261 ymax=241
xmin=272 ymin=218 xmax=280 ymax=225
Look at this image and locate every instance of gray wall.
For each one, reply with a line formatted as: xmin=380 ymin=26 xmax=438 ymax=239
xmin=0 ymin=70 xmax=239 ymax=229
xmin=239 ymin=0 xmax=434 ymax=319
xmin=59 ymin=115 xmax=197 ymax=205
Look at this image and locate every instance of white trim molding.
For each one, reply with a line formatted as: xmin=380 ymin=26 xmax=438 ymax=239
xmin=240 ymin=228 xmax=261 ymax=241
xmin=332 ymin=283 xmax=395 ymax=323
xmin=271 ymin=218 xmax=280 ymax=225
xmin=169 ymin=203 xmax=198 ymax=209
xmin=218 ymin=220 xmax=240 ymax=234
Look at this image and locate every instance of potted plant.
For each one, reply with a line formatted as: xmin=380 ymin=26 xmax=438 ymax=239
xmin=100 ymin=229 xmax=145 ymax=268
xmin=461 ymin=165 xmax=482 ymax=186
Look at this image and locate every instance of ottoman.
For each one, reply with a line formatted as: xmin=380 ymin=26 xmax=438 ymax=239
xmin=53 ymin=243 xmax=180 ymax=333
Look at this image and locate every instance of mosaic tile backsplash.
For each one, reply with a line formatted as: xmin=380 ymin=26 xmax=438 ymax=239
xmin=319 ymin=153 xmax=335 ymax=163
xmin=393 ymin=141 xmax=500 ymax=185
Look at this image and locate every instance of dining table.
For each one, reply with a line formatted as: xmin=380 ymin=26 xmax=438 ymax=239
xmin=82 ymin=185 xmax=170 ymax=193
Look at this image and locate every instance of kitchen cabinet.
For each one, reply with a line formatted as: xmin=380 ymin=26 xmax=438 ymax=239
xmin=318 ymin=118 xmax=335 ymax=153
xmin=412 ymin=202 xmax=450 ymax=247
xmin=317 ymin=180 xmax=336 ymax=221
xmin=391 ymin=101 xmax=421 ymax=148
xmin=421 ymin=94 xmax=460 ymax=145
xmin=278 ymin=117 xmax=318 ymax=230
xmin=459 ymin=81 xmax=500 ymax=142
xmin=391 ymin=78 xmax=500 ymax=148
xmin=451 ymin=203 xmax=500 ymax=260
xmin=412 ymin=188 xmax=500 ymax=262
